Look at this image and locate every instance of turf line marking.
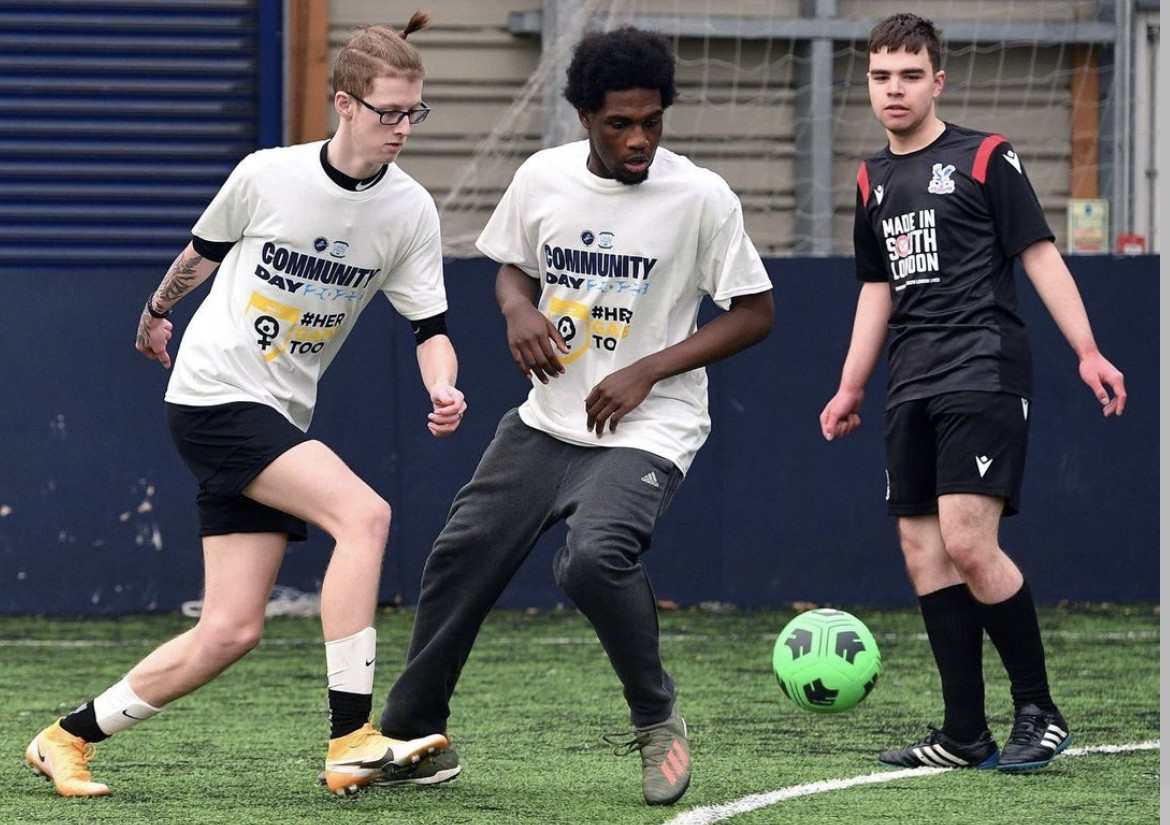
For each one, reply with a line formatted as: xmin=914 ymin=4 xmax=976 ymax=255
xmin=661 ymin=740 xmax=1160 ymax=825
xmin=1064 ymin=740 xmax=1160 ymax=757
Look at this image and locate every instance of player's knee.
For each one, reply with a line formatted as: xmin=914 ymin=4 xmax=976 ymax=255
xmin=367 ymin=495 xmax=393 ymax=542
xmin=553 ymin=541 xmax=633 ymax=594
xmin=338 ymin=494 xmax=392 ymax=549
xmin=195 ymin=617 xmax=263 ymax=663
xmin=552 ymin=551 xmax=593 ymax=594
xmin=943 ymin=537 xmax=998 ymax=579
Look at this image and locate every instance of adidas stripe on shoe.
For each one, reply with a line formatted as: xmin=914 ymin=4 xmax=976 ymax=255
xmin=878 ymin=726 xmax=1000 ymax=770
xmin=606 ymin=710 xmax=691 ymax=806
xmin=997 ymin=704 xmax=1072 ymax=772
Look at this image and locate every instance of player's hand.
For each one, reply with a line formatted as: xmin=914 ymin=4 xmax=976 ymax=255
xmin=136 ymin=312 xmax=173 ymax=369
xmin=584 ymin=364 xmax=654 ymax=438
xmin=820 ymin=388 xmax=864 ymax=441
xmin=1078 ymin=351 xmax=1126 ymax=417
xmin=427 ymin=382 xmax=467 ymax=437
xmin=503 ymin=304 xmax=568 ymax=384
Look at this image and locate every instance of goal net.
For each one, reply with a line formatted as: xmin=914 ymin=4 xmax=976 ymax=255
xmin=437 ymin=0 xmax=1134 ymax=258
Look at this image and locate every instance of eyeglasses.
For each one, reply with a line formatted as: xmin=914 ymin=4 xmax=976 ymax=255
xmin=349 ymin=93 xmax=431 ymax=126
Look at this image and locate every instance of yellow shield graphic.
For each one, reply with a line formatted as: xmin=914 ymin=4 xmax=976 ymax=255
xmin=547 ymin=297 xmax=590 ymax=365
xmin=246 ymin=292 xmax=302 ymax=361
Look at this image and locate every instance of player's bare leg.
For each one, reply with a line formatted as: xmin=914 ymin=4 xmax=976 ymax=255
xmin=878 ymin=514 xmax=999 ymax=769
xmin=128 ymin=534 xmax=286 ymax=703
xmin=936 ymin=494 xmax=1070 ymax=770
xmin=936 ymin=494 xmax=1020 ymax=603
xmin=25 ymin=534 xmax=284 ymax=796
xmin=245 ymin=441 xmax=446 ymax=795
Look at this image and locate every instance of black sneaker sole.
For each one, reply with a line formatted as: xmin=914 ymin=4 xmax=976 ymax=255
xmin=373 ymin=765 xmax=463 ymax=787
xmin=877 ymin=751 xmax=1000 ymax=770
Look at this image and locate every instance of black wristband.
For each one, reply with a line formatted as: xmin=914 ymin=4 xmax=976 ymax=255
xmin=145 ymin=297 xmax=171 ymax=320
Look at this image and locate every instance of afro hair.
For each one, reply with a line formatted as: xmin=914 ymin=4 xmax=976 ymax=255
xmin=563 ymin=26 xmax=676 ymax=113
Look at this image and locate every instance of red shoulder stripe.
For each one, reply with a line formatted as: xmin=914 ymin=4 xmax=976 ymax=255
xmin=856 ymin=161 xmax=870 ymax=204
xmin=972 ymin=134 xmax=1007 ymax=183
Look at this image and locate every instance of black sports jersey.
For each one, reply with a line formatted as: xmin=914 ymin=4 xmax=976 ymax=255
xmin=854 ymin=123 xmax=1054 ymax=408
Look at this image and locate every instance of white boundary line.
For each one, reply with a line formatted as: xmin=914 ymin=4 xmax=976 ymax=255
xmin=662 ymin=741 xmax=1161 ymax=825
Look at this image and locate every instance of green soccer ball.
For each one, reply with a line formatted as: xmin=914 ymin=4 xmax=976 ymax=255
xmin=772 ymin=608 xmax=882 ymax=714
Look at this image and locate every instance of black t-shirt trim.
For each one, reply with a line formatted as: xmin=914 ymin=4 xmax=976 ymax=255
xmin=411 ymin=312 xmax=448 ymax=345
xmin=319 ymin=141 xmax=387 ymax=191
xmin=191 ymin=235 xmax=235 ymax=262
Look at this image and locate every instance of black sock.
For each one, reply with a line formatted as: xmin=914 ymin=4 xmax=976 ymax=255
xmin=978 ymin=580 xmax=1056 ymax=713
xmin=58 ymin=701 xmax=109 ymax=743
xmin=328 ymin=690 xmax=372 ymax=740
xmin=919 ymin=584 xmax=988 ymax=741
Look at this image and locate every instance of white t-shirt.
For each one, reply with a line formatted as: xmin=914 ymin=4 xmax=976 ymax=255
xmin=476 ymin=140 xmax=771 ymax=473
xmin=165 ymin=141 xmax=447 ymax=431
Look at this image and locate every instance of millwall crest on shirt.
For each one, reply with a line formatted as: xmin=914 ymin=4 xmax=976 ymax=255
xmin=928 ymin=163 xmax=956 ymax=195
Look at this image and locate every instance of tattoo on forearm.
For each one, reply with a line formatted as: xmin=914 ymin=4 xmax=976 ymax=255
xmin=136 ymin=302 xmax=157 ymax=351
xmin=156 ymin=250 xmax=205 ymax=304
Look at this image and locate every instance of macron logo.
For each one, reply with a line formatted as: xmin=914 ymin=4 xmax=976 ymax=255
xmin=1003 ymin=150 xmax=1022 ymax=174
xmin=641 ymin=472 xmax=661 ymax=489
xmin=975 ymin=455 xmax=994 ymax=478
xmin=873 ymin=185 xmax=885 ymax=205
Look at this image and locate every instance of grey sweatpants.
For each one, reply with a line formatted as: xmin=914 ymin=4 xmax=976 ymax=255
xmin=380 ymin=408 xmax=684 ymax=736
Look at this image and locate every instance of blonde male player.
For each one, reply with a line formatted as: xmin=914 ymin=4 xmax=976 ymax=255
xmin=25 ymin=12 xmax=464 ymax=799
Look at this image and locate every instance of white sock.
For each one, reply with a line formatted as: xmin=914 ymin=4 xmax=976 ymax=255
xmin=325 ymin=626 xmax=377 ymax=695
xmin=92 ymin=677 xmax=164 ymax=736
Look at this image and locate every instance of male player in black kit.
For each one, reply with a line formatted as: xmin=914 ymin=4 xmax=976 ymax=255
xmin=820 ymin=13 xmax=1126 ymax=773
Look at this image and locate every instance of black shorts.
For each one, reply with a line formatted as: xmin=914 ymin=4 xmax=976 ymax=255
xmin=165 ymin=401 xmax=311 ymax=541
xmin=884 ymin=391 xmax=1030 ymax=518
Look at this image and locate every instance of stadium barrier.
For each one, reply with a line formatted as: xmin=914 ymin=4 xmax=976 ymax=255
xmin=0 ymin=255 xmax=1156 ymax=614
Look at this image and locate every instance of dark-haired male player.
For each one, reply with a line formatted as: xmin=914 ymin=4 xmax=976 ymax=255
xmin=821 ymin=12 xmax=1125 ymax=773
xmin=375 ymin=25 xmax=773 ymax=806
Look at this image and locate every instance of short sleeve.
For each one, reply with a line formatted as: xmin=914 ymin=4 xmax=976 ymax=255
xmin=380 ymin=200 xmax=448 ymax=321
xmin=697 ymin=190 xmax=771 ymax=310
xmin=853 ymin=167 xmax=886 ymax=283
xmin=192 ymin=153 xmax=258 ymax=242
xmin=980 ymin=141 xmax=1054 ymax=257
xmin=474 ymin=160 xmax=540 ymax=278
